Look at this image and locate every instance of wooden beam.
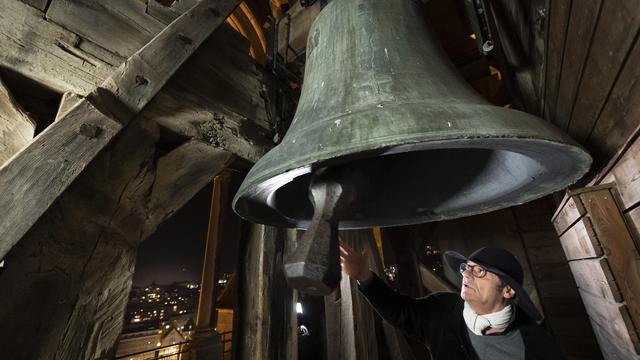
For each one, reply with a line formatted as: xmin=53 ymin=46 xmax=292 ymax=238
xmin=0 ymin=117 xmax=160 ymax=360
xmin=46 ymin=0 xmax=164 ymax=59
xmin=0 ymin=111 xmax=238 ymax=359
xmin=235 ymin=225 xmax=298 ymax=360
xmin=569 ymin=258 xmax=622 ymax=303
xmin=590 ymin=318 xmax=640 ymax=360
xmin=145 ymin=87 xmax=273 ymax=164
xmin=543 ymin=0 xmax=571 ymax=122
xmin=0 ymin=99 xmax=122 ymax=259
xmin=579 ymin=288 xmax=640 ymax=353
xmin=553 ymin=0 xmax=602 ymax=131
xmin=552 ymin=195 xmax=586 ymax=236
xmin=0 ymin=74 xmax=35 ymax=164
xmin=558 ymin=217 xmax=602 ymax=260
xmin=100 ymin=0 xmax=241 ymax=115
xmin=0 ymin=0 xmax=240 ymax=260
xmin=142 ymin=140 xmax=234 ymax=238
xmin=580 ymin=189 xmax=640 ymax=334
xmin=0 ymin=0 xmax=109 ymax=94
xmin=195 ymin=172 xmax=231 ymax=334
xmin=567 ymin=0 xmax=640 ymax=142
xmin=0 ymin=0 xmax=272 ymax=135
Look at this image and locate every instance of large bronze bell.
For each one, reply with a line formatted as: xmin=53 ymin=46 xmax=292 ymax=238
xmin=233 ymin=0 xmax=591 ymax=295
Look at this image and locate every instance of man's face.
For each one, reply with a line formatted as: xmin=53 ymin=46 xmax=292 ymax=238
xmin=460 ymin=261 xmax=511 ymax=314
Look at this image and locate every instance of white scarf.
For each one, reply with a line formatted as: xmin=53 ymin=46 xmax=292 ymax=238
xmin=463 ymin=302 xmax=515 ymax=336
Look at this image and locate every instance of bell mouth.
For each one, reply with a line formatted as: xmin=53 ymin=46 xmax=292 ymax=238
xmin=233 ymin=138 xmax=591 ymax=229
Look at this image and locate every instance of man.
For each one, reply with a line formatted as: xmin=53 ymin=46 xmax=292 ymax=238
xmin=340 ymin=243 xmax=566 ymax=359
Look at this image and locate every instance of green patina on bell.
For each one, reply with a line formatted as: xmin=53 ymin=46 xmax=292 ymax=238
xmin=233 ymin=0 xmax=591 ymax=230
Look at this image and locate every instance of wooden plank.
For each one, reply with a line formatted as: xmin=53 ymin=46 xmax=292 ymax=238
xmin=142 ymin=139 xmax=233 ymax=238
xmin=581 ymin=189 xmax=640 ymax=332
xmin=0 ymin=0 xmax=109 ymax=95
xmin=145 ymin=85 xmax=273 ymax=164
xmin=568 ymin=0 xmax=640 ymax=142
xmin=580 ymin=288 xmax=640 ymax=354
xmin=587 ymin=34 xmax=640 ymax=164
xmin=0 ymin=99 xmax=122 ymax=260
xmin=599 ymin=138 xmax=640 ymax=210
xmin=553 ymin=196 xmax=587 ymax=236
xmin=46 ymin=0 xmax=164 ymax=58
xmin=543 ymin=0 xmax=571 ymax=121
xmin=569 ymin=258 xmax=622 ymax=302
xmin=101 ymin=0 xmax=242 ymax=114
xmin=553 ymin=0 xmax=602 ymax=131
xmin=76 ymin=37 xmax=125 ymax=67
xmin=559 ymin=217 xmax=602 ymax=260
xmin=590 ymin=319 xmax=640 ymax=360
xmin=0 ymin=75 xmax=35 ymax=164
xmin=528 ymin=0 xmax=549 ymax=116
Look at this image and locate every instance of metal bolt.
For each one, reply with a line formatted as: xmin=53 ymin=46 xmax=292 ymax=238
xmin=135 ymin=75 xmax=149 ymax=87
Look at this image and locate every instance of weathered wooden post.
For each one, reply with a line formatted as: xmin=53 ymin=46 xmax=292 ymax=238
xmin=192 ymin=171 xmax=232 ymax=359
xmin=233 ymin=225 xmax=298 ymax=360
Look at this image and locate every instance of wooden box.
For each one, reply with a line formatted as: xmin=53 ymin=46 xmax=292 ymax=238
xmin=553 ymin=185 xmax=640 ymax=359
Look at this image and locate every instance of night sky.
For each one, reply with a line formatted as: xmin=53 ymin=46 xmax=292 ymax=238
xmin=133 ymin=181 xmax=240 ymax=286
xmin=133 ymin=172 xmax=242 ymax=286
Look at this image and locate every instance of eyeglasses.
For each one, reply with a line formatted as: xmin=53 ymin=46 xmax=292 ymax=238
xmin=459 ymin=263 xmax=487 ymax=278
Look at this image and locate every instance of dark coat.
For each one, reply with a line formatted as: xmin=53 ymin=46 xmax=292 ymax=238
xmin=359 ymin=275 xmax=567 ymax=360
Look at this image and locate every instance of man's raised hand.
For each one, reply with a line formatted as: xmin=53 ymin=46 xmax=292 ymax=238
xmin=339 ymin=240 xmax=373 ymax=283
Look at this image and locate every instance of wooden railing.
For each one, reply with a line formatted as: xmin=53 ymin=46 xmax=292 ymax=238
xmin=115 ymin=330 xmax=232 ymax=360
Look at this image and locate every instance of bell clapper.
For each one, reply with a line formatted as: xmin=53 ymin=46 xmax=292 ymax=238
xmin=284 ymin=167 xmax=355 ymax=295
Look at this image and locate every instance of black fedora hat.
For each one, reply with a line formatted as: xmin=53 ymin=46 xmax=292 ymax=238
xmin=444 ymin=247 xmax=543 ymax=322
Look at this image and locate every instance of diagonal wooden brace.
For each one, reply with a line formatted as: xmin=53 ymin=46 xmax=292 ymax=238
xmin=0 ymin=0 xmax=240 ymax=260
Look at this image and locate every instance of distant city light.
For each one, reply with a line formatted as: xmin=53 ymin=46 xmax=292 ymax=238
xmin=156 ymin=342 xmax=162 ymax=347
xmin=0 ymin=260 xmax=4 ymax=268
xmin=165 ymin=325 xmax=170 ymax=329
xmin=296 ymin=302 xmax=303 ymax=314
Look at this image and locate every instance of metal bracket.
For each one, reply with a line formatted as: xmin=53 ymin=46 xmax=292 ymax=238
xmin=463 ymin=0 xmax=495 ymax=55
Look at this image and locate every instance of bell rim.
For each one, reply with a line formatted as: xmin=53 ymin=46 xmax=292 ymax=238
xmin=233 ymin=136 xmax=591 ymax=229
